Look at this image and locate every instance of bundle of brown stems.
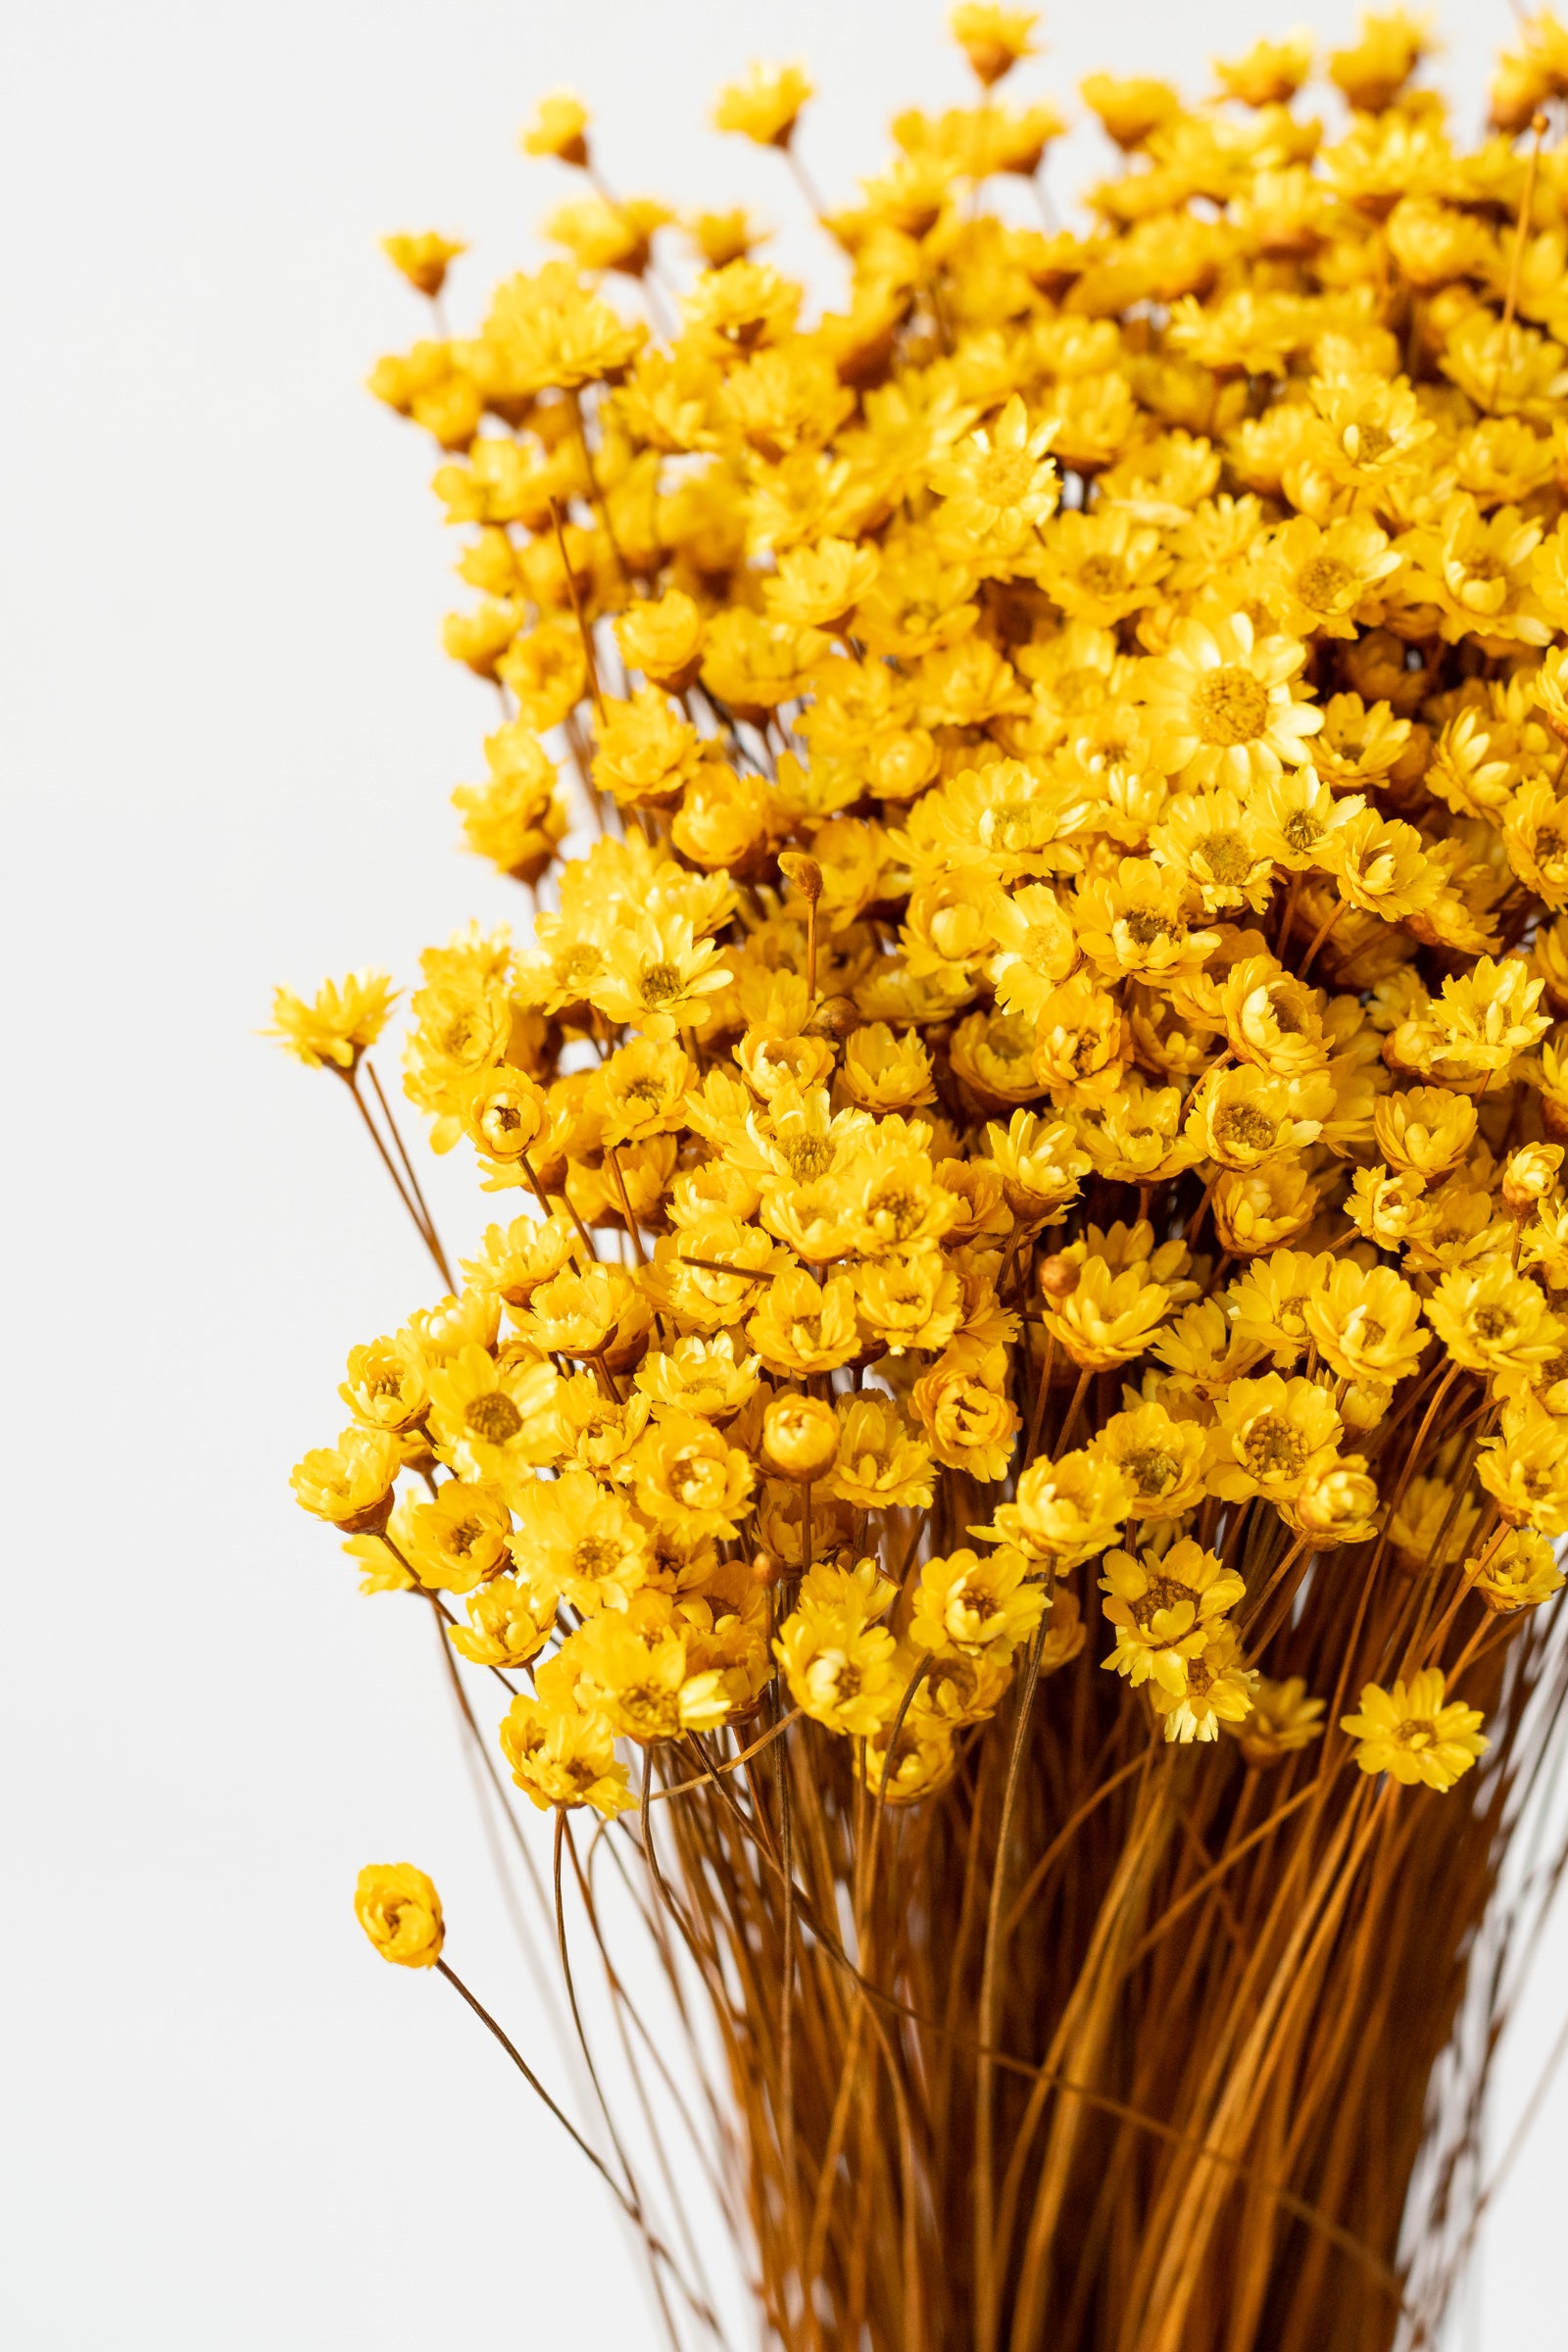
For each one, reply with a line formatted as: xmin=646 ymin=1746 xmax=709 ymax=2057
xmin=614 ymin=1440 xmax=1565 ymax=2352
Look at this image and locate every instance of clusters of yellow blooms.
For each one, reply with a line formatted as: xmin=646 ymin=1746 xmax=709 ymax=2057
xmin=283 ymin=1 xmax=1568 ymax=1913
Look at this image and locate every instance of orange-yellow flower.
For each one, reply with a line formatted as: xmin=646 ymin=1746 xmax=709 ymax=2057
xmin=355 ymin=1863 xmax=444 ymax=1967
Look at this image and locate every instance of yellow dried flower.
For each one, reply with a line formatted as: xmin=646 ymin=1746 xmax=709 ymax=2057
xmin=381 ymin=232 xmax=466 ymax=299
xmin=290 ymin=1426 xmax=402 ymax=1532
xmin=1208 ymin=1373 xmax=1343 ymax=1506
xmin=501 ymin=1686 xmax=635 ymax=1817
xmin=1299 ymin=1260 xmax=1429 ymax=1389
xmin=712 ymin=61 xmax=813 ymax=149
xmin=520 ymin=90 xmax=590 ymax=166
xmin=775 ymin=1584 xmax=900 ymax=1737
xmin=450 ymin=1574 xmax=557 ymax=1668
xmin=761 ymin=1394 xmax=841 ymax=1482
xmin=1426 ymin=1263 xmax=1562 ymax=1377
xmin=355 ymin=1864 xmax=444 ymax=1968
xmin=1237 ymin=1674 xmax=1326 ymax=1767
xmin=823 ymin=1395 xmax=935 ymax=1510
xmin=1101 ymin=1537 xmax=1246 ymax=1696
xmin=1090 ymin=1399 xmax=1208 ymax=1520
xmin=267 ymin=970 xmax=397 ymax=1072
xmin=1468 ymin=1526 xmax=1565 ymax=1613
xmin=1152 ymin=1626 xmax=1258 ymax=1745
xmin=978 ymin=1447 xmax=1132 ymax=1573
xmin=910 ymin=1340 xmax=1021 ymax=1479
xmin=1342 ymin=1670 xmax=1488 ymax=1792
xmin=911 ymin=1544 xmax=1045 ymax=1657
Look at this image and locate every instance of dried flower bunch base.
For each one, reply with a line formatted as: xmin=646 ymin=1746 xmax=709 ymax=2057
xmin=279 ymin=9 xmax=1568 ymax=2347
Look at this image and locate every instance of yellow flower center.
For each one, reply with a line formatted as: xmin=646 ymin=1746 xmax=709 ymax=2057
xmin=971 ymin=448 xmax=1034 ymax=506
xmin=981 ymin=803 xmax=1046 ymax=853
xmin=1122 ymin=1446 xmax=1178 ymax=1496
xmin=1295 ymin=555 xmax=1357 ymax=612
xmin=925 ymin=1658 xmax=978 ymax=1710
xmin=640 ymin=960 xmax=685 ymax=1004
xmin=466 ymin=1391 xmax=523 ymax=1443
xmin=1214 ymin=1102 xmax=1277 ymax=1152
xmin=440 ymin=1013 xmax=483 ymax=1055
xmin=780 ymin=1135 xmax=835 ymax=1180
xmin=1193 ymin=664 xmax=1270 ymax=747
xmin=1021 ymin=923 xmax=1066 ymax=971
xmin=1200 ymin=828 xmax=1257 ymax=884
xmin=870 ymin=1173 xmax=928 ymax=1233
xmin=1124 ymin=908 xmax=1179 ymax=948
xmin=808 ymin=1653 xmax=859 ymax=1704
xmin=1132 ymin=1573 xmax=1194 ymax=1629
xmin=1243 ymin=1410 xmax=1309 ymax=1481
xmin=555 ymin=944 xmax=605 ymax=989
xmin=1077 ymin=553 xmax=1130 ymax=597
xmin=668 ymin=1451 xmax=719 ymax=1504
xmin=1472 ymin=1304 xmax=1514 ymax=1341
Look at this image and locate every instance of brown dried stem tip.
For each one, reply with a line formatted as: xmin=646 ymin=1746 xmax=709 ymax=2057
xmin=779 ymin=851 xmax=824 ymax=1002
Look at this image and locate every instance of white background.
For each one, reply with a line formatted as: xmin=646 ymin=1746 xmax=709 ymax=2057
xmin=0 ymin=1 xmax=1554 ymax=2343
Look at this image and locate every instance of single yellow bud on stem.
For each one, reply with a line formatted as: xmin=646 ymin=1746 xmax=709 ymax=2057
xmin=1039 ymin=1253 xmax=1080 ymax=1301
xmin=762 ymin=1394 xmax=840 ymax=1482
xmin=779 ymin=851 xmax=823 ymax=1001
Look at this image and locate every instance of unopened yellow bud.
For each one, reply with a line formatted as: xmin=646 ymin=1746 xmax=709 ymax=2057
xmin=762 ymin=1394 xmax=841 ymax=1482
xmin=355 ymin=1863 xmax=444 ymax=1968
xmin=1502 ymin=1143 xmax=1563 ymax=1213
xmin=778 ymin=850 xmax=823 ymax=903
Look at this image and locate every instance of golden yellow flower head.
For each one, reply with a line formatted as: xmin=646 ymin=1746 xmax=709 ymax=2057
xmin=267 ymin=971 xmax=397 ymax=1072
xmin=354 ymin=1863 xmax=444 ymax=1968
xmin=520 ymin=90 xmax=590 ymax=165
xmin=291 ymin=1427 xmax=402 ymax=1532
xmin=1342 ymin=1671 xmax=1488 ymax=1792
xmin=761 ymin=1393 xmax=841 ymax=1482
xmin=1237 ymin=1675 xmax=1325 ymax=1768
xmin=380 ymin=232 xmax=466 ymax=299
xmin=949 ymin=4 xmax=1039 ymax=87
xmin=712 ymin=61 xmax=813 ymax=150
xmin=911 ymin=1544 xmax=1045 ymax=1658
xmin=1467 ymin=1526 xmax=1565 ymax=1614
